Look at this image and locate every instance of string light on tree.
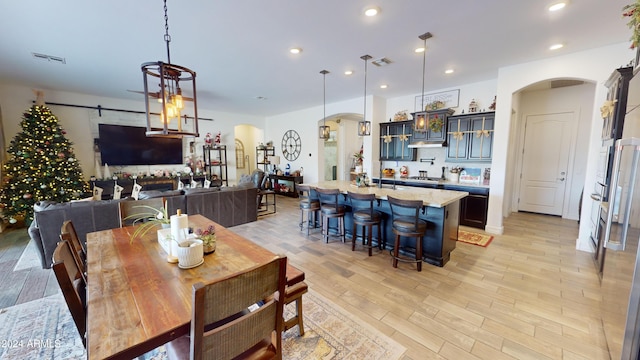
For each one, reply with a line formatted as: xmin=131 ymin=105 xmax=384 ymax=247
xmin=0 ymin=104 xmax=89 ymax=224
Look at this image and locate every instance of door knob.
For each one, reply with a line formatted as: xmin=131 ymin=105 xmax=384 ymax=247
xmin=557 ymin=177 xmax=565 ymax=181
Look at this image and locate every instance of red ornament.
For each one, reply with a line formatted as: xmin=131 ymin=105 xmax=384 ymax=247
xmin=58 ymin=152 xmax=65 ymax=158
xmin=23 ymin=193 xmax=32 ymax=199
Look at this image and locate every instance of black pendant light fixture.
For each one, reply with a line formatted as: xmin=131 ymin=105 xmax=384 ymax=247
xmin=414 ymin=32 xmax=433 ymax=132
xmin=319 ymin=70 xmax=331 ymax=140
xmin=358 ymin=55 xmax=372 ymax=136
xmin=141 ymin=0 xmax=199 ymax=138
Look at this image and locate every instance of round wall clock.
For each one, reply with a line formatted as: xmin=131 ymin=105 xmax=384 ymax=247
xmin=281 ymin=129 xmax=301 ymax=161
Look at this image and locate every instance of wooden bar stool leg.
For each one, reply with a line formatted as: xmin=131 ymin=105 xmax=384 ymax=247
xmin=352 ymin=222 xmax=357 ymax=251
xmin=340 ymin=217 xmax=345 ymax=243
xmin=300 ymin=210 xmax=304 ymax=232
xmin=393 ymin=234 xmax=400 ymax=268
xmin=416 ymin=236 xmax=423 ymax=272
xmin=323 ymin=216 xmax=329 ymax=243
xmin=367 ymin=225 xmax=373 ymax=256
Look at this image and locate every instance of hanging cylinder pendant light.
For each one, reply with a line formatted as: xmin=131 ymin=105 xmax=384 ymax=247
xmin=141 ymin=0 xmax=199 ymax=138
xmin=358 ymin=55 xmax=372 ymax=136
xmin=319 ymin=70 xmax=331 ymax=140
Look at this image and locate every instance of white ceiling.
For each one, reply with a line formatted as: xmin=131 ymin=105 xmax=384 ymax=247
xmin=0 ymin=0 xmax=633 ymax=117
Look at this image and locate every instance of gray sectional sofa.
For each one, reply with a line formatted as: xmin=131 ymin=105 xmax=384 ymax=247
xmin=28 ymin=186 xmax=258 ymax=269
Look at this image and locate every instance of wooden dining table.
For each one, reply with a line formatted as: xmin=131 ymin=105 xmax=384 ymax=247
xmin=86 ymin=214 xmax=300 ymax=360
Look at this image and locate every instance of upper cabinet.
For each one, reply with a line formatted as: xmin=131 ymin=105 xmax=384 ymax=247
xmin=379 ymin=120 xmax=417 ymax=161
xmin=411 ymin=108 xmax=454 ymax=145
xmin=602 ymin=66 xmax=633 ymax=143
xmin=446 ymin=111 xmax=494 ymax=162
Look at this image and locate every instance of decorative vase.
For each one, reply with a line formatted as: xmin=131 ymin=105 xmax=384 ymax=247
xmin=355 ymin=165 xmax=363 ymax=173
xmin=450 ymin=172 xmax=459 ymax=183
xmin=202 ymin=238 xmax=216 ymax=254
xmin=176 ymin=239 xmax=204 ymax=268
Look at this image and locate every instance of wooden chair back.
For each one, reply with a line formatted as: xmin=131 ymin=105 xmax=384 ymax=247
xmin=387 ymin=195 xmax=424 ymax=230
xmin=298 ymin=185 xmax=319 ymax=204
xmin=315 ymin=187 xmax=342 ymax=211
xmin=190 ymin=255 xmax=287 ymax=360
xmin=347 ymin=191 xmax=377 ymax=217
xmin=119 ymin=198 xmax=165 ymax=227
xmin=52 ymin=240 xmax=87 ymax=347
xmin=59 ymin=220 xmax=86 ymax=282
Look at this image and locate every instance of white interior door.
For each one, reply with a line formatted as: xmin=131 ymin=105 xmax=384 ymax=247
xmin=518 ymin=112 xmax=573 ymax=215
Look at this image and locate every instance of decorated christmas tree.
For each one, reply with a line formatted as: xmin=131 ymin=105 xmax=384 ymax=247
xmin=0 ymin=104 xmax=89 ymax=224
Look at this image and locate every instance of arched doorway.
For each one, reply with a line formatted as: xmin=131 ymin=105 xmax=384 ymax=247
xmin=507 ymin=78 xmax=595 ymax=221
xmin=318 ymin=113 xmax=363 ymax=182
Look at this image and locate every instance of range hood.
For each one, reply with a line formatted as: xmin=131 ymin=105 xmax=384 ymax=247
xmin=408 ymin=140 xmax=445 ymax=148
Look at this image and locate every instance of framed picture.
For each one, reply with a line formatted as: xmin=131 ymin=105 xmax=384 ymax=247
xmin=415 ymin=89 xmax=460 ymax=111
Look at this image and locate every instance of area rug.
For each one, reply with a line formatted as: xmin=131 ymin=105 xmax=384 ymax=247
xmin=13 ymin=239 xmax=41 ymax=271
xmin=457 ymin=229 xmax=493 ymax=247
xmin=0 ymin=290 xmax=405 ymax=360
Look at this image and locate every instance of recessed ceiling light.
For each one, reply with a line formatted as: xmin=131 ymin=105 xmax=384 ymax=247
xmin=364 ymin=6 xmax=380 ymax=17
xmin=380 ymin=84 xmax=388 ymax=89
xmin=289 ymin=48 xmax=302 ymax=54
xmin=549 ymin=43 xmax=564 ymax=50
xmin=445 ymin=69 xmax=454 ymax=74
xmin=548 ymin=2 xmax=566 ymax=12
xmin=344 ymin=70 xmax=353 ymax=75
xmin=415 ymin=47 xmax=425 ymax=53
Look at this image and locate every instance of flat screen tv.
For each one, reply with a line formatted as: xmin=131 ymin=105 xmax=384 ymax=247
xmin=98 ymin=124 xmax=184 ymax=165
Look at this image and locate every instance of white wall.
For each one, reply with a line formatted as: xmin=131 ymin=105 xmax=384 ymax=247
xmin=265 ymin=97 xmax=367 ymax=184
xmin=492 ymin=42 xmax=634 ymax=251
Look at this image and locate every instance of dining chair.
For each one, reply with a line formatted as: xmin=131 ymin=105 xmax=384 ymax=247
xmin=52 ymin=239 xmax=87 ymax=347
xmin=315 ymin=188 xmax=346 ymax=243
xmin=298 ymin=185 xmax=320 ymax=236
xmin=387 ymin=196 xmax=427 ymax=271
xmin=166 ymin=255 xmax=287 ymax=360
xmin=347 ymin=191 xmax=383 ymax=256
xmin=59 ymin=220 xmax=86 ymax=282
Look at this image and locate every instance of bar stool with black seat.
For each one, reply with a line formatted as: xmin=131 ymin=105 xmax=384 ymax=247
xmin=298 ymin=184 xmax=320 ymax=236
xmin=387 ymin=195 xmax=427 ymax=271
xmin=347 ymin=191 xmax=382 ymax=256
xmin=315 ymin=187 xmax=346 ymax=243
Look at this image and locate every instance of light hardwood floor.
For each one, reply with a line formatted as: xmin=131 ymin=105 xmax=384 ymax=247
xmin=236 ymin=197 xmax=608 ymax=360
xmin=0 ymin=196 xmax=608 ymax=359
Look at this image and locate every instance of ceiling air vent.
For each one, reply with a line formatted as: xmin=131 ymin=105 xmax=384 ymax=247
xmin=32 ymin=52 xmax=66 ymax=64
xmin=371 ymin=57 xmax=392 ymax=67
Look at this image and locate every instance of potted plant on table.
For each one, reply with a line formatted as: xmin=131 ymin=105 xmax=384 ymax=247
xmin=353 ymin=152 xmax=364 ymax=173
xmin=123 ymin=202 xmax=171 ymax=243
xmin=195 ymin=224 xmax=217 ymax=254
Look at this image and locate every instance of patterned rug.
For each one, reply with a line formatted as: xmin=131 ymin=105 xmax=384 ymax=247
xmin=457 ymin=229 xmax=493 ymax=247
xmin=0 ymin=290 xmax=405 ymax=360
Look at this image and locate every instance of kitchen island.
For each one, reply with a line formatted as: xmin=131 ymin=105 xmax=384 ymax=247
xmin=302 ymin=180 xmax=468 ymax=267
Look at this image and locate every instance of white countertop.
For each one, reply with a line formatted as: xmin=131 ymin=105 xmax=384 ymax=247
xmin=375 ymin=177 xmax=490 ymax=189
xmin=302 ymin=180 xmax=468 ymax=208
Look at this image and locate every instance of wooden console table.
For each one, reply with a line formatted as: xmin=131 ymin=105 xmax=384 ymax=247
xmin=269 ymin=174 xmax=303 ymax=198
